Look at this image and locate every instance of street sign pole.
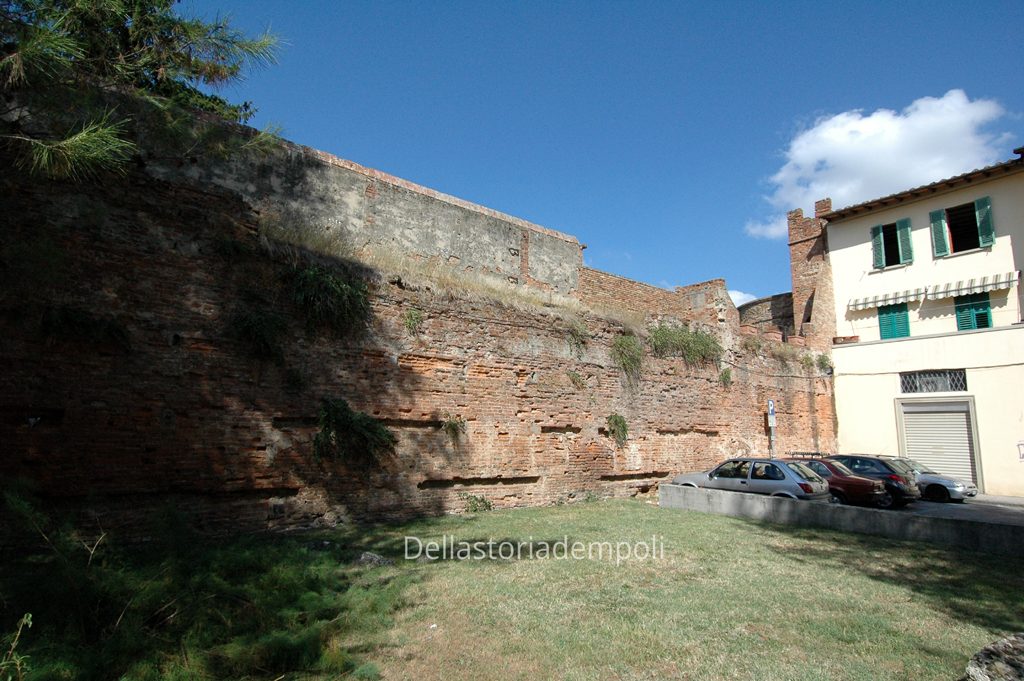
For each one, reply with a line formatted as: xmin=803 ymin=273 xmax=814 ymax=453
xmin=767 ymin=399 xmax=777 ymax=459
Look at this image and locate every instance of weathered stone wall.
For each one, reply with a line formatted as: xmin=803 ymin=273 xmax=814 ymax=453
xmin=0 ymin=152 xmax=835 ymax=536
xmin=145 ymin=140 xmax=584 ymax=295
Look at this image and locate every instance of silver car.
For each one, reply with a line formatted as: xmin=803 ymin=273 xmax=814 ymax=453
xmin=672 ymin=457 xmax=831 ymax=501
xmin=892 ymin=457 xmax=978 ymax=502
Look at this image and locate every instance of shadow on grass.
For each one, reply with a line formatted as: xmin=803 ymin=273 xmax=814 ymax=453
xmin=0 ymin=501 xmax=455 ymax=681
xmin=748 ymin=518 xmax=1024 ymax=635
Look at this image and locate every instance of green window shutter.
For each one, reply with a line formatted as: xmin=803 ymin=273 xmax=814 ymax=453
xmin=879 ymin=304 xmax=909 ymax=339
xmin=955 ymin=293 xmax=991 ymax=331
xmin=871 ymin=225 xmax=885 ymax=269
xmin=974 ymin=295 xmax=992 ymax=328
xmin=930 ymin=209 xmax=949 ymax=257
xmin=955 ymin=297 xmax=974 ymax=330
xmin=892 ymin=306 xmax=910 ymax=337
xmin=975 ymin=196 xmax=995 ymax=247
xmin=896 ymin=218 xmax=913 ymax=264
xmin=878 ymin=307 xmax=892 ymax=338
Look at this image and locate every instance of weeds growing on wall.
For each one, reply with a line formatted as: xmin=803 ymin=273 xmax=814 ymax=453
xmin=719 ymin=367 xmax=733 ymax=387
xmin=228 ymin=303 xmax=287 ymax=364
xmin=610 ymin=334 xmax=643 ymax=386
xmin=606 ymin=413 xmax=629 ymax=448
xmin=741 ymin=336 xmax=763 ymax=354
xmin=403 ymin=308 xmax=424 ymax=335
xmin=647 ymin=323 xmax=722 ymax=365
xmin=816 ymin=354 xmax=833 ymax=372
xmin=291 ymin=265 xmax=370 ymax=335
xmin=457 ymin=492 xmax=493 ymax=513
xmin=770 ymin=343 xmax=799 ymax=366
xmin=800 ymin=354 xmax=816 ymax=372
xmin=566 ymin=370 xmax=587 ymax=390
xmin=441 ymin=413 xmax=467 ymax=442
xmin=566 ymin=321 xmax=589 ymax=359
xmin=314 ymin=397 xmax=396 ymax=461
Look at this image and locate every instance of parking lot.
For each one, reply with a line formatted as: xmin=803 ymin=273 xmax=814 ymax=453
xmin=905 ymin=494 xmax=1024 ymax=527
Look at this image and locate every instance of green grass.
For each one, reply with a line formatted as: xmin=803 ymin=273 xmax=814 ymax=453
xmin=647 ymin=323 xmax=723 ymax=365
xmin=610 ymin=333 xmax=644 ymax=385
xmin=606 ymin=413 xmax=629 ymax=448
xmin=4 ymin=501 xmax=1022 ymax=680
xmin=291 ymin=265 xmax=370 ymax=335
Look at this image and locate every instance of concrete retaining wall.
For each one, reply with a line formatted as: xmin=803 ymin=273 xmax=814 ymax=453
xmin=659 ymin=484 xmax=1024 ymax=557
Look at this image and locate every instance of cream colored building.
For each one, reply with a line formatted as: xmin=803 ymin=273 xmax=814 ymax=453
xmin=821 ymin=149 xmax=1024 ymax=496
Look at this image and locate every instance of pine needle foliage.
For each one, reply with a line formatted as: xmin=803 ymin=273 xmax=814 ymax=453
xmin=314 ymin=397 xmax=396 ymax=461
xmin=0 ymin=0 xmax=280 ymax=178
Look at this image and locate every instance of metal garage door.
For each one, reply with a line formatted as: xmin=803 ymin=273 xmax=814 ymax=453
xmin=901 ymin=401 xmax=978 ymax=483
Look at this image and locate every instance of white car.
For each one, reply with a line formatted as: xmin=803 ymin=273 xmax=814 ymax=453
xmin=672 ymin=457 xmax=831 ymax=501
xmin=893 ymin=457 xmax=978 ymax=502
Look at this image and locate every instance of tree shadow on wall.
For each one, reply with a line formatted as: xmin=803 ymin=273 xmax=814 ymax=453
xmin=0 ymin=153 xmax=465 ymax=539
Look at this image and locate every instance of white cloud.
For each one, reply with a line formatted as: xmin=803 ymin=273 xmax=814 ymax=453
xmin=746 ymin=90 xmax=1010 ymax=240
xmin=743 ymin=216 xmax=787 ymax=239
xmin=728 ymin=289 xmax=758 ymax=306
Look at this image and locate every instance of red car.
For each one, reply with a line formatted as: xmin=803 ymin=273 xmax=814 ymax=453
xmin=782 ymin=458 xmax=888 ymax=507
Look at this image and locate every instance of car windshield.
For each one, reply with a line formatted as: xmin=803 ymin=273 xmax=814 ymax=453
xmin=887 ymin=459 xmax=917 ymax=475
xmin=785 ymin=462 xmax=824 ymax=483
xmin=827 ymin=460 xmax=855 ymax=476
xmin=904 ymin=459 xmax=937 ymax=474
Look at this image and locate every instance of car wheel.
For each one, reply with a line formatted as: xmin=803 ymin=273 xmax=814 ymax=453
xmin=829 ymin=491 xmax=847 ymax=505
xmin=875 ymin=491 xmax=895 ymax=510
xmin=926 ymin=485 xmax=951 ymax=503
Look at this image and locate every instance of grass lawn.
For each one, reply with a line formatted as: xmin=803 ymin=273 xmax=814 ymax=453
xmin=3 ymin=498 xmax=1023 ymax=680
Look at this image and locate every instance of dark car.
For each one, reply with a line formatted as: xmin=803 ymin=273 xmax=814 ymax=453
xmin=786 ymin=458 xmax=888 ymax=507
xmin=826 ymin=455 xmax=921 ymax=508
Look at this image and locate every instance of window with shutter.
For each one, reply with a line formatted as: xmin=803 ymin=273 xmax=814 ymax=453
xmin=932 ymin=196 xmax=995 ymax=256
xmin=871 ymin=220 xmax=911 ymax=268
xmin=930 ymin=209 xmax=950 ymax=257
xmin=954 ymin=293 xmax=992 ymax=331
xmin=975 ymin=196 xmax=995 ymax=247
xmin=896 ymin=218 xmax=913 ymax=263
xmin=878 ymin=303 xmax=910 ymax=339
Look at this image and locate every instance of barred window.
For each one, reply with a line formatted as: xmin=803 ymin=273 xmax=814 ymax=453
xmin=900 ymin=369 xmax=967 ymax=393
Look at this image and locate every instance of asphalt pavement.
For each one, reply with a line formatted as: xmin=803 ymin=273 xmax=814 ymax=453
xmin=903 ymin=493 xmax=1024 ymax=527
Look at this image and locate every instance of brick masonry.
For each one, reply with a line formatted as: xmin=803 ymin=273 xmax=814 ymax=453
xmin=737 ymin=293 xmax=795 ymax=337
xmin=786 ymin=200 xmax=837 ymax=351
xmin=0 ymin=151 xmax=836 ymax=537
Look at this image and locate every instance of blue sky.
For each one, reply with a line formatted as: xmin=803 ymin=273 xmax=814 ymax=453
xmin=185 ymin=0 xmax=1024 ymax=305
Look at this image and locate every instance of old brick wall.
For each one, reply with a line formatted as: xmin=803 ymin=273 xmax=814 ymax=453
xmin=787 ymin=200 xmax=836 ymax=351
xmin=0 ymin=157 xmax=835 ymax=537
xmin=576 ymin=267 xmax=737 ymax=328
xmin=737 ymin=293 xmax=795 ymax=337
xmin=145 ymin=138 xmax=584 ymax=295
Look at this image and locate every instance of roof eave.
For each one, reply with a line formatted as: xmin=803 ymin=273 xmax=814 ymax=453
xmin=822 ymin=157 xmax=1024 ymax=223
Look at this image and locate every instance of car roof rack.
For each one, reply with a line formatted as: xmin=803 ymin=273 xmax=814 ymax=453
xmin=786 ymin=451 xmax=832 ymax=459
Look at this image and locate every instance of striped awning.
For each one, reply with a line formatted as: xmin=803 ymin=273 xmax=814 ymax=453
xmin=848 ymin=287 xmax=928 ymax=311
xmin=927 ymin=271 xmax=1019 ymax=300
